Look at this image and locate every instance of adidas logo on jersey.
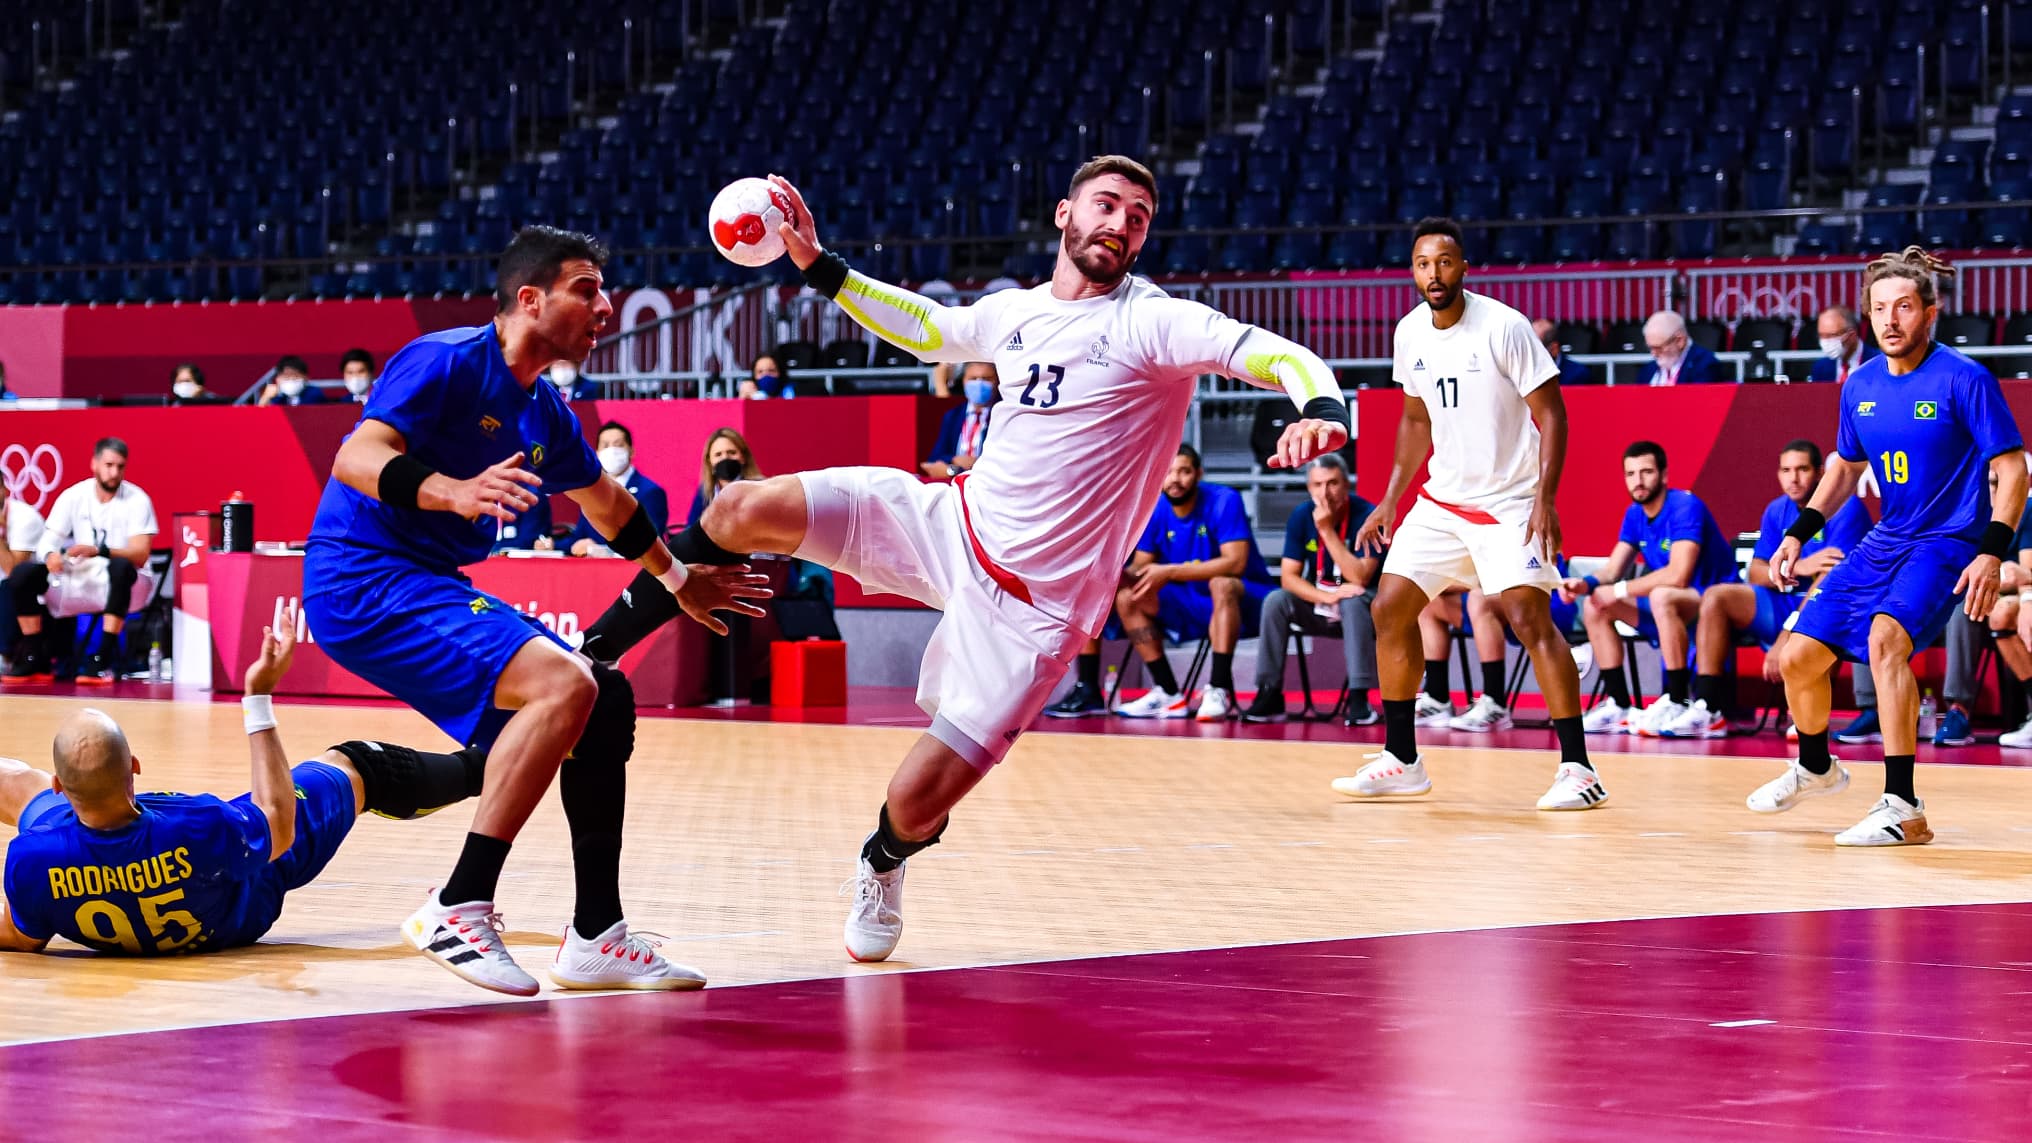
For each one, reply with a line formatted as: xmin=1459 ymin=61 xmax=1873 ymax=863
xmin=1006 ymin=331 xmax=1024 ymax=351
xmin=1412 ymin=358 xmax=1427 ymax=372
xmin=1524 ymin=556 xmax=1542 ymax=569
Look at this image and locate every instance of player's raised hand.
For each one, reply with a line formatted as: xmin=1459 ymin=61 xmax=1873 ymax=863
xmin=246 ymin=597 xmax=300 ymax=695
xmin=1353 ymin=505 xmax=1392 ymax=555
xmin=447 ymin=452 xmax=542 ymax=523
xmin=767 ymin=174 xmax=823 ymax=271
xmin=1768 ymin=536 xmax=1805 ymax=592
xmin=1956 ymin=553 xmax=2004 ymax=620
xmin=671 ymin=564 xmax=773 ymax=636
xmin=1268 ymin=419 xmax=1349 ymax=471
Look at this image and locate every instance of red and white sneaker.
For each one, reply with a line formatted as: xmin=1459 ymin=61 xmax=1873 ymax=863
xmin=1116 ymin=687 xmax=1191 ymax=718
xmin=1657 ymin=699 xmax=1729 ymax=738
xmin=1330 ymin=750 xmax=1432 ymax=797
xmin=1536 ymin=762 xmax=1609 ymax=810
xmin=549 ymin=920 xmax=706 ymax=991
xmin=402 ymin=891 xmax=539 ymax=996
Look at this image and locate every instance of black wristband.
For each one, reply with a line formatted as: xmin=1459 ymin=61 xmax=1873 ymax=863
xmin=1784 ymin=507 xmax=1827 ymax=545
xmin=605 ymin=502 xmax=660 ymax=561
xmin=1301 ymin=395 xmax=1351 ymax=430
xmin=97 ymin=542 xmax=110 ymax=559
xmin=802 ymin=250 xmax=851 ymax=299
xmin=378 ymin=453 xmax=436 ymax=511
xmin=1980 ymin=519 xmax=2017 ymax=560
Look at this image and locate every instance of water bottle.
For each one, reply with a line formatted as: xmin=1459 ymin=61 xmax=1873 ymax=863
xmin=147 ymin=640 xmax=164 ymax=683
xmin=1918 ymin=690 xmax=1938 ymax=740
xmin=1103 ymin=663 xmax=1118 ymax=704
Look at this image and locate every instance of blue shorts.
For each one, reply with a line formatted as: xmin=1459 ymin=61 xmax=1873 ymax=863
xmin=1154 ymin=580 xmax=1275 ymax=643
xmin=1789 ymin=531 xmax=1973 ymax=662
xmin=304 ymin=559 xmax=567 ymax=749
xmin=1747 ymin=586 xmax=1800 ymax=649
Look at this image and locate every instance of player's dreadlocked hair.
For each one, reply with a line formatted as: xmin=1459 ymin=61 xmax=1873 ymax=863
xmin=1863 ymin=245 xmax=1955 ymax=308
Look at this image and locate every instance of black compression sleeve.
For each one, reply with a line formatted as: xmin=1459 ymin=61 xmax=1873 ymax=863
xmin=802 ymin=250 xmax=851 ymax=299
xmin=1784 ymin=507 xmax=1827 ymax=545
xmin=378 ymin=454 xmax=435 ymax=511
xmin=605 ymin=502 xmax=660 ymax=561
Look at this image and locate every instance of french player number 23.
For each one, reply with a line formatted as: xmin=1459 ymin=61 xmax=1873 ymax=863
xmin=74 ymin=890 xmax=204 ymax=953
xmin=1020 ymin=364 xmax=1064 ymax=409
xmin=1435 ymin=376 xmax=1460 ymax=408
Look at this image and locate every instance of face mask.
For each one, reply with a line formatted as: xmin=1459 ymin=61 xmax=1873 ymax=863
xmin=753 ymin=372 xmax=779 ymax=390
xmin=550 ymin=362 xmax=578 ymax=387
xmin=278 ymin=377 xmax=306 ymax=398
xmin=598 ymin=446 xmax=630 ymax=476
xmin=344 ymin=376 xmax=372 ymax=395
xmin=1820 ymin=336 xmax=1848 ymax=359
xmin=173 ymin=380 xmax=199 ymax=400
xmin=713 ymin=457 xmax=745 ymax=483
xmin=963 ymin=379 xmax=996 ymax=406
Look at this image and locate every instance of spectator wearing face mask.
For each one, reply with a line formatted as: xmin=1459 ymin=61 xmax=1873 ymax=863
xmin=545 ymin=358 xmax=601 ymax=401
xmin=739 ymin=353 xmax=794 ymax=400
xmin=339 ymin=348 xmax=377 ymax=403
xmin=920 ymin=363 xmax=999 ymax=481
xmin=686 ymin=427 xmax=763 ymax=526
xmin=1807 ymin=305 xmax=1879 ymax=383
xmin=1635 ymin=311 xmax=1722 ymax=386
xmin=560 ymin=421 xmax=669 ymax=557
xmin=168 ymin=362 xmax=224 ymax=405
xmin=256 ymin=355 xmax=328 ymax=406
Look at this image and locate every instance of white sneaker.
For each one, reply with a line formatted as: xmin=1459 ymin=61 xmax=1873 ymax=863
xmin=1116 ymin=687 xmax=1190 ymax=718
xmin=843 ymin=858 xmax=905 ymax=962
xmin=2001 ymin=713 xmax=2032 ymax=748
xmin=1330 ymin=750 xmax=1432 ymax=797
xmin=1631 ymin=695 xmax=1686 ymax=737
xmin=1657 ymin=699 xmax=1728 ymax=739
xmin=549 ymin=920 xmax=706 ymax=991
xmin=1194 ymin=686 xmax=1236 ymax=722
xmin=1536 ymin=762 xmax=1609 ymax=810
xmin=1745 ymin=759 xmax=1850 ymax=813
xmin=1448 ymin=694 xmax=1513 ymax=733
xmin=402 ymin=892 xmax=539 ymax=997
xmin=1834 ymin=794 xmax=1934 ymax=846
xmin=1581 ymin=699 xmax=1630 ymax=734
xmin=1413 ymin=694 xmax=1455 ymax=727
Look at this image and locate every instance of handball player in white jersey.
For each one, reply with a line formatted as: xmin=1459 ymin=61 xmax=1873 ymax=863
xmin=679 ymin=157 xmax=1350 ymax=961
xmin=1333 ymin=218 xmax=1604 ymax=810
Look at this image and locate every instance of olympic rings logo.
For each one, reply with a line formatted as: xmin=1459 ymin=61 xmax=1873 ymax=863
xmin=0 ymin=443 xmax=63 ymax=513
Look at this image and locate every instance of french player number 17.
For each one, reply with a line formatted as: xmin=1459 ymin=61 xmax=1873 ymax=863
xmin=1021 ymin=364 xmax=1064 ymax=409
xmin=1434 ymin=377 xmax=1460 ymax=408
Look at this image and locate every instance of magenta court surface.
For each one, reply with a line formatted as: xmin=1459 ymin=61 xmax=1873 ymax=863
xmin=2 ymin=903 xmax=2027 ymax=1141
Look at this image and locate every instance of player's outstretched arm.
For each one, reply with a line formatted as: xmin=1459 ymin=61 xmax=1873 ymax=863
xmin=1226 ymin=331 xmax=1350 ymax=469
xmin=243 ymin=599 xmax=301 ymax=859
xmin=566 ymin=475 xmax=772 ymax=637
xmin=767 ymin=175 xmax=991 ymax=364
xmin=333 ymin=421 xmax=542 ymax=523
xmin=1355 ymin=397 xmax=1432 ymax=555
xmin=1770 ymin=456 xmax=1868 ymax=590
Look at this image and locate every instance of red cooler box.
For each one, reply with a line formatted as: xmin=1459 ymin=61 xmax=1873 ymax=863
xmin=771 ymin=639 xmax=847 ymax=707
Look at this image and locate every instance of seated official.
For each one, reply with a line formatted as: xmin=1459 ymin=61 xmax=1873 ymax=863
xmin=0 ymin=484 xmax=48 ymax=667
xmin=1533 ymin=318 xmax=1593 ymax=385
xmin=256 ymin=355 xmax=329 ymax=406
xmin=920 ymin=363 xmax=998 ymax=482
xmin=685 ymin=428 xmax=763 ymax=526
xmin=169 ymin=362 xmax=225 ymax=406
xmin=1559 ymin=440 xmax=1738 ymax=734
xmin=1635 ymin=311 xmax=1722 ymax=386
xmin=546 ymin=360 xmax=601 ymax=401
xmin=0 ymin=602 xmax=486 ymax=956
xmin=1808 ymin=305 xmax=1879 ymax=384
xmin=340 ymin=348 xmax=377 ymax=404
xmin=4 ymin=437 xmax=158 ymax=685
xmin=1658 ymin=439 xmax=1872 ymax=738
xmin=563 ymin=421 xmax=669 ymax=556
xmin=739 ymin=353 xmax=794 ymax=400
xmin=1114 ymin=444 xmax=1277 ymax=723
xmin=1241 ymin=455 xmax=1382 ymax=728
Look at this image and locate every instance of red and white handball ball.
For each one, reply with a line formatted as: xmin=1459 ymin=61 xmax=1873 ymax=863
xmin=708 ymin=177 xmax=794 ymax=267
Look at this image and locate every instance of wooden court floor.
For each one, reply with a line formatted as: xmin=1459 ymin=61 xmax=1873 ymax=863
xmin=3 ymin=694 xmax=2031 ymax=1046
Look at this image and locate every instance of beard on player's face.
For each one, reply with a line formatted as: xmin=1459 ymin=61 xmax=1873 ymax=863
xmin=1064 ymin=219 xmax=1137 ymax=284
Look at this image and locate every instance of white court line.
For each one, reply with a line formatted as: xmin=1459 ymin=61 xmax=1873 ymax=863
xmin=1709 ymin=1019 xmax=1777 ymax=1028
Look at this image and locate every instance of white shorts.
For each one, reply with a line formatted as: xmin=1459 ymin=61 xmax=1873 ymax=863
xmin=1383 ymin=495 xmax=1563 ymax=600
xmin=793 ymin=466 xmax=1086 ymax=768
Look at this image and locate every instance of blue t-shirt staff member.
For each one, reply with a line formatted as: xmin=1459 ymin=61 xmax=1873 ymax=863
xmin=302 ymin=226 xmax=769 ymax=996
xmin=0 ymin=602 xmax=489 ymax=956
xmin=1753 ymin=246 xmax=2028 ymax=847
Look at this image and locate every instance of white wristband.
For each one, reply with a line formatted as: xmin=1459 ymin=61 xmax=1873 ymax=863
xmin=242 ymin=694 xmax=277 ymax=735
xmin=1612 ymin=580 xmax=1630 ymax=601
xmin=656 ymin=562 xmax=690 ymax=595
xmin=2018 ymin=588 xmax=2031 ymax=603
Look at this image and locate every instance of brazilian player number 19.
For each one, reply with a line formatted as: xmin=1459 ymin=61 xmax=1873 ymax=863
xmin=1879 ymin=449 xmax=1910 ymax=485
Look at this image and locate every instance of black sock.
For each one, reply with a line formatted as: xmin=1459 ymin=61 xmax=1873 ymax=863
xmin=1883 ymin=754 xmax=1917 ymax=804
xmin=561 ymin=756 xmax=627 ymax=939
xmin=1552 ymin=715 xmax=1591 ymax=769
xmin=1601 ymin=667 xmax=1631 ymax=708
xmin=1480 ymin=659 xmax=1506 ymax=705
xmin=1694 ymin=673 xmax=1728 ymax=712
xmin=1664 ymin=667 xmax=1690 ymax=705
xmin=1077 ymin=651 xmax=1101 ymax=691
xmin=579 ymin=567 xmax=681 ymax=663
xmin=1211 ymin=651 xmax=1235 ymax=692
xmin=1146 ymin=654 xmax=1180 ymax=694
xmin=1797 ymin=730 xmax=1832 ymax=775
xmin=1383 ymin=698 xmax=1418 ymax=761
xmin=1346 ymin=687 xmax=1371 ymax=714
xmin=667 ymin=521 xmax=746 ymax=566
xmin=440 ymin=832 xmax=513 ymax=906
xmin=861 ymin=804 xmax=945 ymax=873
xmin=1423 ymin=659 xmax=1449 ymax=703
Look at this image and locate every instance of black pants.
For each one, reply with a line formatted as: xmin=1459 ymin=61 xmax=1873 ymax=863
xmin=6 ymin=556 xmax=138 ymax=627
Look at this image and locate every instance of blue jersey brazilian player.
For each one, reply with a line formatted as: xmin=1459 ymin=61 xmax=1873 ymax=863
xmin=1750 ymin=246 xmax=2028 ymax=846
xmin=303 ymin=227 xmax=770 ymax=995
xmin=0 ymin=602 xmax=489 ymax=956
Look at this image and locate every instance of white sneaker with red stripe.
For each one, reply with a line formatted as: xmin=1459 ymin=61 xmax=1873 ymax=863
xmin=1657 ymin=699 xmax=1729 ymax=738
xmin=1536 ymin=762 xmax=1609 ymax=810
xmin=549 ymin=920 xmax=706 ymax=991
xmin=1194 ymin=686 xmax=1237 ymax=722
xmin=1330 ymin=751 xmax=1432 ymax=797
xmin=1116 ymin=687 xmax=1190 ymax=718
xmin=402 ymin=892 xmax=539 ymax=997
